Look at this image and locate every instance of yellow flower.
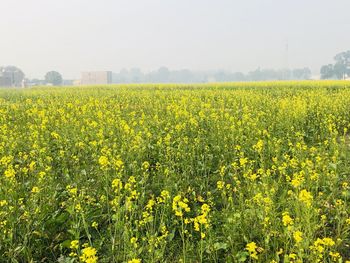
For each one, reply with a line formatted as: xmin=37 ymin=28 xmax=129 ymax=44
xmin=172 ymin=195 xmax=190 ymax=217
xmin=246 ymin=242 xmax=259 ymax=260
xmin=246 ymin=242 xmax=257 ymax=253
xmin=38 ymin=171 xmax=46 ymax=179
xmin=67 ymin=186 xmax=78 ymax=196
xmin=253 ymin=139 xmax=264 ymax=152
xmin=92 ymin=222 xmax=98 ymax=228
xmin=112 ymin=178 xmax=123 ymax=191
xmin=114 ymin=159 xmax=124 ymax=171
xmin=98 ymin=156 xmax=109 ymax=169
xmin=0 ymin=200 xmax=8 ymax=207
xmin=80 ymin=246 xmax=98 ymax=263
xmin=160 ymin=190 xmax=170 ymax=199
xmin=179 ymin=202 xmax=190 ymax=211
xmin=184 ymin=218 xmax=191 ymax=224
xmin=293 ymin=231 xmax=303 ymax=243
xmin=239 ymin=157 xmax=248 ymax=167
xmin=282 ymin=212 xmax=293 ymax=226
xmin=322 ymin=237 xmax=335 ymax=246
xmin=146 ymin=199 xmax=156 ymax=210
xmin=4 ymin=166 xmax=16 ymax=179
xmin=329 ymin=251 xmax=340 ymax=261
xmin=142 ymin=161 xmax=150 ymax=171
xmin=216 ymin=180 xmax=225 ymax=190
xmin=128 ymin=259 xmax=141 ymax=263
xmin=298 ymin=189 xmax=313 ymax=206
xmin=75 ymin=203 xmax=82 ymax=212
xmin=31 ymin=186 xmax=40 ymax=194
xmin=130 ymin=237 xmax=138 ymax=248
xmin=201 ymin=204 xmax=210 ymax=214
xmin=50 ymin=131 xmax=59 ymax=139
xmin=335 ymin=199 xmax=343 ymax=206
xmin=70 ymin=240 xmax=79 ymax=250
xmin=29 ymin=161 xmax=36 ymax=171
xmin=291 ymin=172 xmax=304 ymax=188
xmin=310 ymin=238 xmax=325 ymax=253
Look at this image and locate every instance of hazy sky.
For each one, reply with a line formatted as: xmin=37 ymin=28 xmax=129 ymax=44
xmin=1 ymin=0 xmax=349 ymax=79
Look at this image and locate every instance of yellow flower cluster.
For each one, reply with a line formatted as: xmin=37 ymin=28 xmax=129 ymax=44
xmin=172 ymin=195 xmax=190 ymax=217
xmin=246 ymin=242 xmax=263 ymax=260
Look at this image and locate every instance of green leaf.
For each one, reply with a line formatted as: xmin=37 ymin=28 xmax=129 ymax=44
xmin=213 ymin=242 xmax=228 ymax=251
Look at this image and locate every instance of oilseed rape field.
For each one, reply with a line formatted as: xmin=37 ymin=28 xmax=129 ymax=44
xmin=2 ymin=81 xmax=350 ymax=262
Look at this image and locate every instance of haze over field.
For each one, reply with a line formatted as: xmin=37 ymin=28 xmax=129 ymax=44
xmin=1 ymin=0 xmax=350 ymax=79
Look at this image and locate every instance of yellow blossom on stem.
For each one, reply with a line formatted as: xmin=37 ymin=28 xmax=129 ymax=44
xmin=293 ymin=231 xmax=303 ymax=244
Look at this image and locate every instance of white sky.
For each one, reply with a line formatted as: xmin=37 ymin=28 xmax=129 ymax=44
xmin=1 ymin=0 xmax=349 ymax=79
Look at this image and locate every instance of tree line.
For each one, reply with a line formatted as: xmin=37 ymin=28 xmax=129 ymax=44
xmin=112 ymin=67 xmax=312 ymax=83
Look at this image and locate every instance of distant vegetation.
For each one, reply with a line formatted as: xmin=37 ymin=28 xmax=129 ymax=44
xmin=320 ymin=50 xmax=350 ymax=79
xmin=45 ymin=71 xmax=63 ymax=86
xmin=112 ymin=67 xmax=311 ymax=83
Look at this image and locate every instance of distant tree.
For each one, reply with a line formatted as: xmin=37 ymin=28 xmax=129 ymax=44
xmin=117 ymin=68 xmax=130 ymax=83
xmin=293 ymin=68 xmax=311 ymax=80
xmin=232 ymin=72 xmax=245 ymax=81
xmin=156 ymin=67 xmax=170 ymax=83
xmin=177 ymin=69 xmax=193 ymax=83
xmin=169 ymin=69 xmax=193 ymax=83
xmin=321 ymin=50 xmax=350 ymax=80
xmin=129 ymin=68 xmax=144 ymax=83
xmin=247 ymin=68 xmax=262 ymax=81
xmin=214 ymin=71 xmax=230 ymax=82
xmin=45 ymin=71 xmax=62 ymax=85
xmin=280 ymin=69 xmax=292 ymax=80
xmin=320 ymin=64 xmax=334 ymax=79
xmin=333 ymin=63 xmax=347 ymax=79
xmin=332 ymin=51 xmax=350 ymax=79
xmin=303 ymin=68 xmax=312 ymax=79
xmin=335 ymin=50 xmax=350 ymax=73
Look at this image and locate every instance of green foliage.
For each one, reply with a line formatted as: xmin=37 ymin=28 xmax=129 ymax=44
xmin=45 ymin=71 xmax=63 ymax=85
xmin=321 ymin=50 xmax=350 ymax=79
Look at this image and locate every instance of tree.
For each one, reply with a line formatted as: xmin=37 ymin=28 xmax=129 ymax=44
xmin=247 ymin=68 xmax=263 ymax=81
xmin=334 ymin=50 xmax=350 ymax=66
xmin=129 ymin=68 xmax=144 ymax=83
xmin=45 ymin=71 xmax=62 ymax=85
xmin=293 ymin=68 xmax=311 ymax=80
xmin=320 ymin=64 xmax=334 ymax=79
xmin=156 ymin=67 xmax=170 ymax=83
xmin=333 ymin=50 xmax=350 ymax=79
xmin=333 ymin=63 xmax=347 ymax=79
